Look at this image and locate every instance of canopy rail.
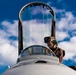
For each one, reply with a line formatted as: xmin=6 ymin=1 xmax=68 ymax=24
xmin=18 ymin=1 xmax=56 ymax=55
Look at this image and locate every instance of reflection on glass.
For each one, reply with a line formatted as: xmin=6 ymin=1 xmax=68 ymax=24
xmin=21 ymin=5 xmax=53 ymax=49
xmin=20 ymin=45 xmax=53 ymax=58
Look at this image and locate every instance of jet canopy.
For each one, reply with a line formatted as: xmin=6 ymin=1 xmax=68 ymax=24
xmin=19 ymin=45 xmax=55 ymax=58
xmin=18 ymin=2 xmax=56 ymax=55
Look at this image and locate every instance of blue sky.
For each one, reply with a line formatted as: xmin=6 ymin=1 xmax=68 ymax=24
xmin=0 ymin=0 xmax=76 ymax=73
xmin=0 ymin=0 xmax=76 ymax=21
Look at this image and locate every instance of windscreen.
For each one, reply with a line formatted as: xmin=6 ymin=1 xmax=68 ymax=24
xmin=19 ymin=45 xmax=54 ymax=58
xmin=21 ymin=5 xmax=53 ymax=49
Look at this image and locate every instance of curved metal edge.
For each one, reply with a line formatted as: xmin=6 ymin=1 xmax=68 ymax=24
xmin=20 ymin=45 xmax=56 ymax=57
xmin=18 ymin=1 xmax=56 ymax=22
xmin=18 ymin=1 xmax=56 ymax=55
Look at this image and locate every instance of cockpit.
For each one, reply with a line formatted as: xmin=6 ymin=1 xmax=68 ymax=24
xmin=18 ymin=2 xmax=57 ymax=62
xmin=17 ymin=45 xmax=56 ymax=62
xmin=19 ymin=45 xmax=55 ymax=58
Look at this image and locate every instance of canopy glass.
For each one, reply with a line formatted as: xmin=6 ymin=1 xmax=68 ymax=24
xmin=20 ymin=5 xmax=53 ymax=49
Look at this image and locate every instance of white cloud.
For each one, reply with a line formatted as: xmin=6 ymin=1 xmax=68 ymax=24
xmin=0 ymin=20 xmax=18 ymax=66
xmin=0 ymin=5 xmax=76 ymax=66
xmin=56 ymin=31 xmax=69 ymax=41
xmin=52 ymin=7 xmax=65 ymax=14
xmin=50 ymin=7 xmax=76 ymax=60
xmin=31 ymin=7 xmax=50 ymax=15
xmin=58 ymin=36 xmax=76 ymax=60
xmin=1 ymin=20 xmax=18 ymax=37
xmin=0 ymin=42 xmax=18 ymax=65
xmin=57 ymin=11 xmax=76 ymax=31
xmin=22 ymin=19 xmax=51 ymax=48
xmin=70 ymin=36 xmax=76 ymax=43
xmin=22 ymin=18 xmax=76 ymax=62
xmin=65 ymin=12 xmax=74 ymax=21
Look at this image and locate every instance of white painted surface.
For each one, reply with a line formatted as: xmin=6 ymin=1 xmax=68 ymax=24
xmin=2 ymin=55 xmax=76 ymax=75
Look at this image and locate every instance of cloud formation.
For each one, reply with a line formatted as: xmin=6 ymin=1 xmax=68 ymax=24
xmin=58 ymin=36 xmax=76 ymax=60
xmin=0 ymin=20 xmax=18 ymax=66
xmin=0 ymin=5 xmax=76 ymax=66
